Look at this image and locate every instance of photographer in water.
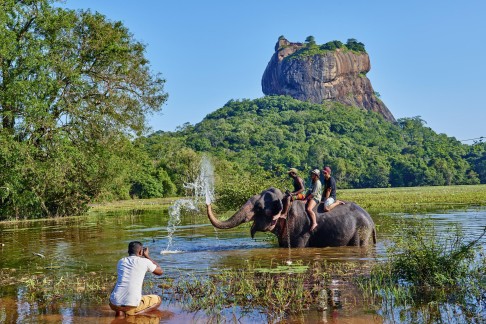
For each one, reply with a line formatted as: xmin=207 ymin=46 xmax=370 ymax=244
xmin=109 ymin=241 xmax=163 ymax=317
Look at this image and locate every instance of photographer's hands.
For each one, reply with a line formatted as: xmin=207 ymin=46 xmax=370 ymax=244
xmin=141 ymin=247 xmax=163 ymax=275
xmin=142 ymin=247 xmax=150 ymax=258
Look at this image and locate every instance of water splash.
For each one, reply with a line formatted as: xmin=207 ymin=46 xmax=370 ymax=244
xmin=185 ymin=155 xmax=215 ymax=205
xmin=161 ymin=156 xmax=215 ymax=254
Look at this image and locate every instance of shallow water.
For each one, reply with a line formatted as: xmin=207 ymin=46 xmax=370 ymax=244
xmin=0 ymin=205 xmax=485 ymax=323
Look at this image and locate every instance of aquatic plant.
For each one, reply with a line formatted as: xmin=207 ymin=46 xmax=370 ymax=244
xmin=168 ymin=260 xmax=366 ymax=320
xmin=17 ymin=271 xmax=116 ymax=306
xmin=356 ymin=219 xmax=486 ymax=322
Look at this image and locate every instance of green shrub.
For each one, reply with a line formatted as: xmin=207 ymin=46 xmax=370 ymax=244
xmin=392 ymin=224 xmax=481 ymax=286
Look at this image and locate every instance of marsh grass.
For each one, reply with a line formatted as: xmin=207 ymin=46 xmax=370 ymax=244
xmin=356 ymin=219 xmax=486 ymax=322
xmin=168 ymin=260 xmax=365 ymax=319
xmin=88 ymin=197 xmax=174 ymax=213
xmin=1 ymin=270 xmax=116 ymax=306
xmin=339 ymin=185 xmax=486 ymax=213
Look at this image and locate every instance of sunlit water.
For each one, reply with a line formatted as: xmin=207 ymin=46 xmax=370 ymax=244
xmin=0 ymin=205 xmax=485 ymax=323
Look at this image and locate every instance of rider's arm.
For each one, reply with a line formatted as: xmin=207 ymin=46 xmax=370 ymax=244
xmin=292 ymin=177 xmax=305 ymax=195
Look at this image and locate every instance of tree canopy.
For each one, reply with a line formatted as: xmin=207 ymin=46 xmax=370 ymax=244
xmin=0 ymin=0 xmax=167 ymax=219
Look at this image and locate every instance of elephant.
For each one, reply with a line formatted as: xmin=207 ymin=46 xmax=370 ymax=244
xmin=206 ymin=187 xmax=376 ymax=248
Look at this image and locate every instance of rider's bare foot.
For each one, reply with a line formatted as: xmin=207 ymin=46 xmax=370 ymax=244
xmin=309 ymin=223 xmax=318 ymax=233
xmin=340 ymin=201 xmax=345 ymax=205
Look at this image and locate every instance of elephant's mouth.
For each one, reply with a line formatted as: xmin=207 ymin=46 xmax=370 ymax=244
xmin=267 ymin=213 xmax=283 ymax=232
xmin=250 ymin=213 xmax=283 ymax=238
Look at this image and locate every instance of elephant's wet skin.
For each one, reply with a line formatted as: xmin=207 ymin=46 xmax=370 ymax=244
xmin=207 ymin=187 xmax=377 ymax=248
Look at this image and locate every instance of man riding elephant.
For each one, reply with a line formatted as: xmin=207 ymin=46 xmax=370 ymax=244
xmin=321 ymin=166 xmax=345 ymax=212
xmin=287 ymin=167 xmax=305 ymax=200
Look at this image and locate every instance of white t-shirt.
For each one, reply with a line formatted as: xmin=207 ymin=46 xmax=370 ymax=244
xmin=110 ymin=256 xmax=157 ymax=306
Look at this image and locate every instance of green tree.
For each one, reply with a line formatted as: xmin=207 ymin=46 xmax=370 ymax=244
xmin=0 ymin=0 xmax=167 ymax=218
xmin=345 ymin=38 xmax=366 ymax=53
xmin=305 ymin=35 xmax=316 ymax=46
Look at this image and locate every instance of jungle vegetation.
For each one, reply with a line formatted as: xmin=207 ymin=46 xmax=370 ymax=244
xmin=1 ymin=1 xmax=485 ymax=220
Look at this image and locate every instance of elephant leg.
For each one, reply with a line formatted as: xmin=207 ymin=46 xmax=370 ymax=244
xmin=348 ymin=232 xmax=360 ymax=246
xmin=295 ymin=234 xmax=310 ymax=247
xmin=296 ymin=238 xmax=307 ymax=248
xmin=360 ymin=230 xmax=373 ymax=246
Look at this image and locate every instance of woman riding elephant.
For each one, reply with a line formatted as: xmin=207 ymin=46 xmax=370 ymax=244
xmin=305 ymin=169 xmax=322 ymax=232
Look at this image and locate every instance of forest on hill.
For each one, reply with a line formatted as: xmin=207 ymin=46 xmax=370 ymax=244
xmin=138 ymin=95 xmax=485 ymax=209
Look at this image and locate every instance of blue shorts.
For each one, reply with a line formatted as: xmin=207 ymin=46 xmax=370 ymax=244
xmin=324 ymin=197 xmax=335 ymax=207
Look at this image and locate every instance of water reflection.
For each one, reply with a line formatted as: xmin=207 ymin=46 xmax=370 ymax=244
xmin=0 ymin=206 xmax=485 ymax=322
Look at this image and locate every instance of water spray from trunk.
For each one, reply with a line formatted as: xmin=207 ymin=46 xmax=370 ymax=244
xmin=162 ymin=155 xmax=215 ymax=254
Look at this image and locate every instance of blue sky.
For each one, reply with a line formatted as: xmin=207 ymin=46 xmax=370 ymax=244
xmin=65 ymin=1 xmax=485 ymax=142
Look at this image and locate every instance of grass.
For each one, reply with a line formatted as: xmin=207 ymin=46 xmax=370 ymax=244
xmin=88 ymin=197 xmax=174 ymax=213
xmin=339 ymin=184 xmax=486 ymax=213
xmin=1 ymin=269 xmax=116 ymax=306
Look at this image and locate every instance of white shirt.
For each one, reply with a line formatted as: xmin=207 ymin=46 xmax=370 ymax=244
xmin=110 ymin=256 xmax=157 ymax=306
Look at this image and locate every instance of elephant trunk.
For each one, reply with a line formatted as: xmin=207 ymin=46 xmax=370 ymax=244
xmin=206 ymin=201 xmax=254 ymax=229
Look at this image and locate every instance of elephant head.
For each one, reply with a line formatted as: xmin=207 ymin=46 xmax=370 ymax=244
xmin=206 ymin=187 xmax=284 ymax=237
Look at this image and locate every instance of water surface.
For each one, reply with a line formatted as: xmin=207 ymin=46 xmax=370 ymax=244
xmin=1 ymin=205 xmax=485 ymax=323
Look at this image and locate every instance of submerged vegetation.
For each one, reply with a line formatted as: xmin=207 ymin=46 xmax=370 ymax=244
xmin=166 ymin=221 xmax=485 ymax=322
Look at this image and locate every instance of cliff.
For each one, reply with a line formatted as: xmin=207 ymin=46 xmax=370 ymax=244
xmin=261 ymin=37 xmax=396 ymax=122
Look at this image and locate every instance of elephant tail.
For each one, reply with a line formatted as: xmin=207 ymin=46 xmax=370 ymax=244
xmin=372 ymin=228 xmax=377 ymax=244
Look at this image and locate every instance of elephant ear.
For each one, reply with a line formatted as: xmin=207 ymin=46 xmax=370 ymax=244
xmin=262 ymin=189 xmax=283 ymax=218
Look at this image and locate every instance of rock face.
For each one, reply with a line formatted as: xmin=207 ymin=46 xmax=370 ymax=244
xmin=261 ymin=37 xmax=395 ymax=122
